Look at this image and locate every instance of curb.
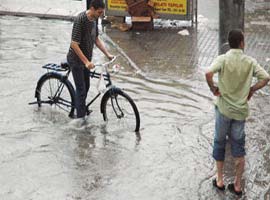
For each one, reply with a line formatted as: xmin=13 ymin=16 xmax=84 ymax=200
xmin=0 ymin=11 xmax=75 ymax=21
xmin=0 ymin=10 xmax=141 ymax=77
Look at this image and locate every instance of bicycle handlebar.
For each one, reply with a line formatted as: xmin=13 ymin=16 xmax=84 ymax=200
xmin=94 ymin=56 xmax=117 ymax=68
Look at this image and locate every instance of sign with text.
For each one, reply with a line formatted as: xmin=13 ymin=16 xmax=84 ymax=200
xmin=153 ymin=0 xmax=187 ymax=15
xmin=106 ymin=0 xmax=190 ymax=19
xmin=107 ymin=0 xmax=127 ymax=11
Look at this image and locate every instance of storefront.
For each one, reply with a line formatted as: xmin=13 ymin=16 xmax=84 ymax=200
xmin=105 ymin=0 xmax=197 ymax=24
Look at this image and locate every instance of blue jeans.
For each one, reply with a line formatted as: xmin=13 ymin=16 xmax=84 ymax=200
xmin=213 ymin=107 xmax=246 ymax=161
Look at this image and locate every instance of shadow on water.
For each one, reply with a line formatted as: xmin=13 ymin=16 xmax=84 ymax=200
xmin=0 ymin=15 xmax=270 ymax=199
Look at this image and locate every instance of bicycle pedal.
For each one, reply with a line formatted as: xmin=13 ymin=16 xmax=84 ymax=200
xmin=86 ymin=109 xmax=93 ymax=116
xmin=28 ymin=101 xmax=38 ymax=105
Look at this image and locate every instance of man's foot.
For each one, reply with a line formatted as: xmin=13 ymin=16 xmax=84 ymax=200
xmin=228 ymin=183 xmax=242 ymax=196
xmin=212 ymin=179 xmax=225 ymax=191
xmin=68 ymin=117 xmax=86 ymax=128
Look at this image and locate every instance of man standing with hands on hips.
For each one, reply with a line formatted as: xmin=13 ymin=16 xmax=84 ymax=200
xmin=67 ymin=0 xmax=114 ymax=125
xmin=205 ymin=29 xmax=269 ymax=196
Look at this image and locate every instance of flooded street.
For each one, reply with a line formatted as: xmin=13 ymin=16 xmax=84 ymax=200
xmin=0 ymin=15 xmax=270 ymax=200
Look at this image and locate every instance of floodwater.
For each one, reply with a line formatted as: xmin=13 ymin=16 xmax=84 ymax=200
xmin=0 ymin=15 xmax=270 ymax=200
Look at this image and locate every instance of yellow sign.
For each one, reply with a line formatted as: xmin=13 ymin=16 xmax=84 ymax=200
xmin=154 ymin=0 xmax=187 ymax=15
xmin=108 ymin=0 xmax=127 ymax=10
xmin=107 ymin=0 xmax=187 ymax=15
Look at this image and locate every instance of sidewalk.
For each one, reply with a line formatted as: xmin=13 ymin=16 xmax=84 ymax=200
xmin=0 ymin=0 xmax=85 ymax=20
xmin=0 ymin=0 xmax=269 ymax=72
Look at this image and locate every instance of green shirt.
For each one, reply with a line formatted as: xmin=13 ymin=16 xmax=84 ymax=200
xmin=209 ymin=49 xmax=269 ymax=120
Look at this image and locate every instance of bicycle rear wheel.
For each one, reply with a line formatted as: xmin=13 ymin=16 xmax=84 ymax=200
xmin=101 ymin=88 xmax=140 ymax=132
xmin=35 ymin=72 xmax=75 ymax=117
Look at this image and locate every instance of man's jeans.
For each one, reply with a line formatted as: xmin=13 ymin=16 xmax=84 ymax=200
xmin=213 ymin=107 xmax=246 ymax=161
xmin=70 ymin=64 xmax=90 ymax=118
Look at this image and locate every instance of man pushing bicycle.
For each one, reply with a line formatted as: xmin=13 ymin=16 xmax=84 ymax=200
xmin=67 ymin=0 xmax=114 ymax=125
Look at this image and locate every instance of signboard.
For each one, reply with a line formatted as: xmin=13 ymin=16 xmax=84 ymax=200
xmin=106 ymin=0 xmax=194 ymax=20
xmin=151 ymin=0 xmax=187 ymax=15
xmin=107 ymin=0 xmax=127 ymax=11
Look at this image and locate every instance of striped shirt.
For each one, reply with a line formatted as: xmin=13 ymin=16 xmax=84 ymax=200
xmin=67 ymin=11 xmax=98 ymax=65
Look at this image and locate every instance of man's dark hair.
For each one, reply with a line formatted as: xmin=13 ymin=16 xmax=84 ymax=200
xmin=90 ymin=0 xmax=105 ymax=9
xmin=228 ymin=29 xmax=244 ymax=48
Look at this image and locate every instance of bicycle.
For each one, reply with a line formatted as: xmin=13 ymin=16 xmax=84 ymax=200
xmin=29 ymin=57 xmax=140 ymax=132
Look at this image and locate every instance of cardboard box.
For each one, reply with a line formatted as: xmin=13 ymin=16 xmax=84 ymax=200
xmin=131 ymin=16 xmax=153 ymax=30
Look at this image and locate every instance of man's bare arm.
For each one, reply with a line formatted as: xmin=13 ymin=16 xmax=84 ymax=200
xmin=95 ymin=37 xmax=114 ymax=59
xmin=248 ymin=78 xmax=270 ymax=100
xmin=70 ymin=41 xmax=94 ymax=69
xmin=205 ymin=71 xmax=220 ymax=96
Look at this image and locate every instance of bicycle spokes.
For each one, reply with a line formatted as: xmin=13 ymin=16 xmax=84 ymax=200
xmin=111 ymin=95 xmax=124 ymax=118
xmin=103 ymin=90 xmax=140 ymax=132
xmin=37 ymin=76 xmax=74 ymax=115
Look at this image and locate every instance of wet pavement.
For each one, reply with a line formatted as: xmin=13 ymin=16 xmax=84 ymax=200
xmin=1 ymin=0 xmax=270 ymax=200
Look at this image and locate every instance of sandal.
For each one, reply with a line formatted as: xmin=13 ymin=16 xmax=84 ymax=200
xmin=212 ymin=179 xmax=225 ymax=191
xmin=228 ymin=183 xmax=242 ymax=196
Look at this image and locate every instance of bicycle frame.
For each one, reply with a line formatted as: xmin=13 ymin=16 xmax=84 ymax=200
xmin=85 ymin=57 xmax=117 ymax=111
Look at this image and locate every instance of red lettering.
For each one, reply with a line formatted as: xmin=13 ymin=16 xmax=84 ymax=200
xmin=155 ymin=2 xmax=167 ymax=7
xmin=166 ymin=3 xmax=184 ymax=8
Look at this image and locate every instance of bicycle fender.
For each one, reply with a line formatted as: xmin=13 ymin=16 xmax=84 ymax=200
xmin=100 ymin=87 xmax=122 ymax=114
xmin=34 ymin=72 xmax=70 ymax=98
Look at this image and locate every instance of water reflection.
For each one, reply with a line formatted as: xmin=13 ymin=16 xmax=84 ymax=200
xmin=0 ymin=15 xmax=270 ymax=199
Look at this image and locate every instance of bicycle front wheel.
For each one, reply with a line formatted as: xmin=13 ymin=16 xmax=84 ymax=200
xmin=35 ymin=72 xmax=75 ymax=118
xmin=101 ymin=88 xmax=140 ymax=132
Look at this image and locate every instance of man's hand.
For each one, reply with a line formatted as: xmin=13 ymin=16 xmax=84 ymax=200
xmin=247 ymin=87 xmax=255 ymax=101
xmin=211 ymin=86 xmax=221 ymax=96
xmin=205 ymin=71 xmax=221 ymax=96
xmin=85 ymin=61 xmax=95 ymax=70
xmin=248 ymin=78 xmax=270 ymax=101
xmin=107 ymin=54 xmax=115 ymax=60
